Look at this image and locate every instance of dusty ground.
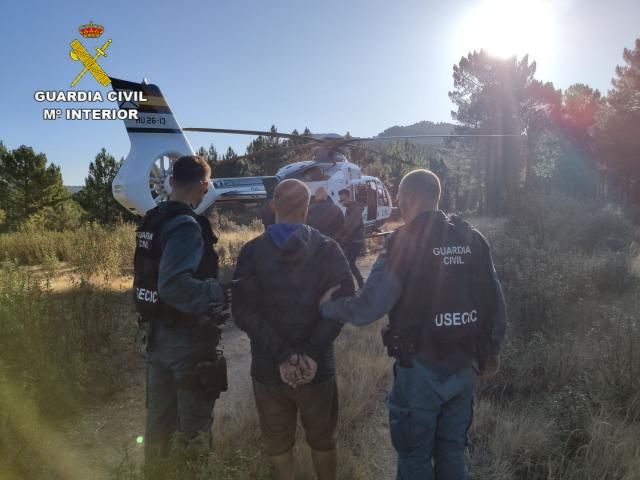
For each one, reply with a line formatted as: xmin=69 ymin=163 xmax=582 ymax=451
xmin=58 ymin=253 xmax=396 ymax=479
xmin=61 ymin=320 xmax=256 ymax=476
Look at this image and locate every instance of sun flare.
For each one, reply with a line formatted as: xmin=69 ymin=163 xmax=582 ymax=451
xmin=458 ymin=0 xmax=555 ymax=59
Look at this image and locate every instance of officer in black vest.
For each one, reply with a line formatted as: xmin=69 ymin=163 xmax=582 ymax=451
xmin=319 ymin=169 xmax=506 ymax=480
xmin=133 ymin=155 xmax=227 ymax=473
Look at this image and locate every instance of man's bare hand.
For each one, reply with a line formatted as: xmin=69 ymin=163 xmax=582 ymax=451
xmin=279 ymin=353 xmax=309 ymax=388
xmin=279 ymin=354 xmax=318 ymax=387
xmin=296 ymin=355 xmax=318 ymax=385
xmin=279 ymin=355 xmax=302 ymax=388
xmin=481 ymin=354 xmax=500 ymax=379
xmin=319 ymin=285 xmax=340 ymax=308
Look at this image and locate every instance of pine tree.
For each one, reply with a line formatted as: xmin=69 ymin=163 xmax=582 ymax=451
xmin=223 ymin=146 xmax=237 ymax=161
xmin=449 ymin=51 xmax=536 ymax=214
xmin=245 ymin=125 xmax=287 ymax=176
xmin=74 ymin=148 xmax=130 ymax=223
xmin=282 ymin=128 xmax=315 ymax=164
xmin=522 ymin=80 xmax=562 ymax=190
xmin=208 ymin=144 xmax=218 ymax=163
xmin=213 ymin=147 xmax=249 ymax=177
xmin=551 ymin=84 xmax=602 ymax=198
xmin=595 ymin=38 xmax=640 ymax=204
xmin=196 ymin=144 xmax=220 ymax=172
xmin=0 ymin=145 xmax=69 ymax=229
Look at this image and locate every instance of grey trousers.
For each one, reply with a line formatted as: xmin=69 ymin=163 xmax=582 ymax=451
xmin=144 ymin=342 xmax=216 ymax=463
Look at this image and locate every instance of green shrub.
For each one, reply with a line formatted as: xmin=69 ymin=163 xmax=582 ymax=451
xmin=503 ymin=193 xmax=637 ymax=253
xmin=574 ymin=208 xmax=635 ymax=252
xmin=20 ymin=201 xmax=86 ymax=233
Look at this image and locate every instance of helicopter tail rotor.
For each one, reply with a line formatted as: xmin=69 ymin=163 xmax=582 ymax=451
xmin=109 ymin=78 xmax=219 ymax=215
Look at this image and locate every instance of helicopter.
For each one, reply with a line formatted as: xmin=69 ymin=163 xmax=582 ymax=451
xmin=182 ymin=129 xmax=397 ymax=231
xmin=109 ymin=77 xmax=519 ymax=231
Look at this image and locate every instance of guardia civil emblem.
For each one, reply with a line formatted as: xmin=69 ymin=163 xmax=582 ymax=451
xmin=69 ymin=21 xmax=112 ymax=87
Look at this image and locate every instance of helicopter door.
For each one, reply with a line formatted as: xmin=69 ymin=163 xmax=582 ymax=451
xmin=367 ymin=181 xmax=377 ymax=221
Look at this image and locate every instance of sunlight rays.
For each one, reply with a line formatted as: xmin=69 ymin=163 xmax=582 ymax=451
xmin=457 ymin=0 xmax=556 ymax=59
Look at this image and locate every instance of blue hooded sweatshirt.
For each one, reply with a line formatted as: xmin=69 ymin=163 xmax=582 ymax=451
xmin=266 ymin=223 xmax=303 ymax=248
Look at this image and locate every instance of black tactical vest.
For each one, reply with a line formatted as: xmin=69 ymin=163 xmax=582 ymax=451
xmin=386 ymin=211 xmax=495 ymax=355
xmin=133 ymin=202 xmax=219 ymax=323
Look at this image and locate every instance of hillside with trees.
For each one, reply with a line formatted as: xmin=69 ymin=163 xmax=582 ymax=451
xmin=376 ymin=120 xmax=455 ymax=143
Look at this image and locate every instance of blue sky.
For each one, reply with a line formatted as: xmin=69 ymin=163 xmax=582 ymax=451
xmin=1 ymin=0 xmax=638 ymax=185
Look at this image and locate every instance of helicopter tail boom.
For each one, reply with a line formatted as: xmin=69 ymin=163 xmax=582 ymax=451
xmin=109 ymin=77 xmax=209 ymax=215
xmin=212 ymin=176 xmax=279 ymax=203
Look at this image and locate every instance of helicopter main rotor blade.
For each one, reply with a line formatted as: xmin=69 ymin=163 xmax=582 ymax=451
xmin=184 ymin=127 xmax=324 ymax=143
xmin=318 ymin=133 xmax=524 ymax=152
xmin=344 ymin=133 xmax=525 ymax=144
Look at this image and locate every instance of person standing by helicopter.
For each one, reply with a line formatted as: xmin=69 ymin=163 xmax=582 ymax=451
xmin=306 ymin=186 xmax=344 ymax=239
xmin=232 ymin=179 xmax=355 ymax=480
xmin=133 ymin=155 xmax=229 ymax=476
xmin=336 ymin=188 xmax=365 ymax=288
xmin=319 ymin=170 xmax=506 ymax=480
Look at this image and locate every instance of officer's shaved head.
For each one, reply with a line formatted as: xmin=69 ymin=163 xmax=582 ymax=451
xmin=399 ymin=169 xmax=441 ymax=201
xmin=398 ymin=169 xmax=441 ymax=222
xmin=273 ymin=179 xmax=311 ymax=223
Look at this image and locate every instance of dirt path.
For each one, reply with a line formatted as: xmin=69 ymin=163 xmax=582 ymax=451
xmin=61 ymin=321 xmax=255 ymax=477
xmin=355 ymin=256 xmax=396 ymax=480
xmin=60 ymin=254 xmax=396 ymax=479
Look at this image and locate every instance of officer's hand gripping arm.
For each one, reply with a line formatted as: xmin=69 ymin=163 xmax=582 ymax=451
xmin=320 ymin=251 xmax=402 ymax=326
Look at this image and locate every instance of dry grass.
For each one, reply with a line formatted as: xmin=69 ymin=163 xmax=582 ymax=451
xmin=0 ymin=267 xmax=135 ymax=480
xmin=0 ymin=222 xmax=135 ymax=273
xmin=0 ymin=218 xmax=263 ymax=286
xmin=470 ymin=401 xmax=556 ymax=479
xmin=3 ymin=197 xmax=640 ymax=479
xmin=470 ymin=400 xmax=640 ymax=480
xmin=215 ymin=222 xmax=262 ymax=279
xmin=296 ymin=323 xmax=392 ymax=479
